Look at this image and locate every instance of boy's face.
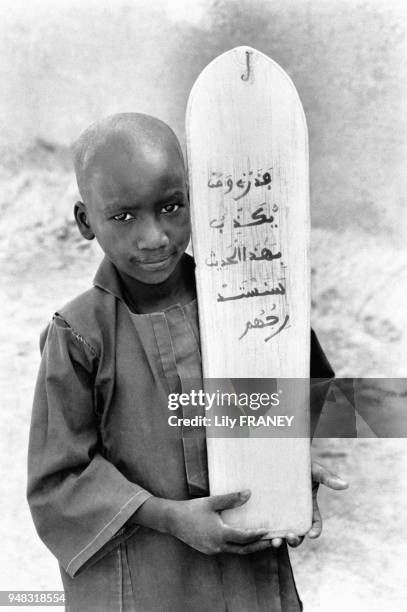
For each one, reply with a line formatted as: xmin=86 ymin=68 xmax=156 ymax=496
xmin=76 ymin=135 xmax=190 ymax=285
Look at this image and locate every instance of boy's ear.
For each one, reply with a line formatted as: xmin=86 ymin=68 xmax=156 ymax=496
xmin=74 ymin=201 xmax=95 ymax=240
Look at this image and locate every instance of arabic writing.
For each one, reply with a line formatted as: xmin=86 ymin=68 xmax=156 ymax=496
xmin=209 ymin=205 xmax=276 ymax=231
xmin=264 ymin=314 xmax=290 ymax=342
xmin=206 ymin=162 xmax=289 ymax=343
xmin=208 ymin=168 xmax=272 ymax=200
xmin=238 ymin=308 xmax=290 ymax=341
xmin=217 ymin=282 xmax=286 ymax=302
xmin=206 ymin=246 xmax=281 ymax=268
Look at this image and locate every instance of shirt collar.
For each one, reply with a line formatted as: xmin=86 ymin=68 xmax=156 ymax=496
xmin=93 ymin=256 xmax=127 ymax=302
xmin=93 ymin=253 xmax=196 ymax=303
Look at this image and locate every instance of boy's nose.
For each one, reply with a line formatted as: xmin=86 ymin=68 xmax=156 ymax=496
xmin=136 ymin=219 xmax=170 ymax=251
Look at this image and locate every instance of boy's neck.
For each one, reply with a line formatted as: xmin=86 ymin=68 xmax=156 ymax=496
xmin=118 ymin=254 xmax=196 ymax=314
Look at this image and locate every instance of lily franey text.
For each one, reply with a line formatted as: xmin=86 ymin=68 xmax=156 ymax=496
xmin=168 ymin=415 xmax=294 ymax=428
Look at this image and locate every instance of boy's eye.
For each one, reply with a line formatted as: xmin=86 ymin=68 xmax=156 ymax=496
xmin=161 ymin=203 xmax=181 ymax=214
xmin=113 ymin=212 xmax=135 ymax=222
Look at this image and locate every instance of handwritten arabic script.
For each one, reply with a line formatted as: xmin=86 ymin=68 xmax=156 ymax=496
xmin=208 ymin=168 xmax=273 ymax=200
xmin=206 ymin=246 xmax=281 ymax=269
xmin=238 ymin=308 xmax=290 ymax=341
xmin=209 ymin=205 xmax=276 ymax=232
xmin=206 ymin=163 xmax=289 ymax=342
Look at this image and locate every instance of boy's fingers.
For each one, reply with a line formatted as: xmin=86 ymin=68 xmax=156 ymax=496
xmin=210 ymin=490 xmax=251 ymax=511
xmin=223 ymin=540 xmax=273 ymax=555
xmin=286 ymin=534 xmax=304 ymax=548
xmin=311 ymin=462 xmax=348 ymax=490
xmin=308 ymin=522 xmax=322 ymax=538
xmin=271 ymin=537 xmax=283 ymax=547
xmin=223 ymin=526 xmax=268 ymax=544
xmin=320 ymin=474 xmax=348 ymax=490
xmin=307 ymin=503 xmax=323 ymax=539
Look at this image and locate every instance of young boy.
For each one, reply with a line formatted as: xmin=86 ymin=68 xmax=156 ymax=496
xmin=27 ymin=113 xmax=346 ymax=612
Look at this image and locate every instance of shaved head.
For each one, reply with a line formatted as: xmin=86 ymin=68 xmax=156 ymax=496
xmin=72 ymin=113 xmax=185 ymax=203
xmin=71 ymin=113 xmax=191 ymax=291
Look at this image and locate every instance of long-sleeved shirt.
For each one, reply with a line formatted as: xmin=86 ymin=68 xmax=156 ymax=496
xmin=27 ymin=254 xmax=334 ymax=612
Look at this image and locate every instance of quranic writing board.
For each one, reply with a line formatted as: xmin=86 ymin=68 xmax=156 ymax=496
xmin=186 ymin=46 xmax=311 ymax=537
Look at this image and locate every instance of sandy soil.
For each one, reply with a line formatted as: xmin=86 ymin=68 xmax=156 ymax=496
xmin=1 ymin=145 xmax=406 ymax=610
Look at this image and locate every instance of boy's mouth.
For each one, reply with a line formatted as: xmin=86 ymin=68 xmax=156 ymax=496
xmin=135 ymin=252 xmax=176 ymax=271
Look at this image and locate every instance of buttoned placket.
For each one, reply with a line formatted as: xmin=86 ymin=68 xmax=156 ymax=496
xmin=129 ymin=301 xmax=209 ymax=497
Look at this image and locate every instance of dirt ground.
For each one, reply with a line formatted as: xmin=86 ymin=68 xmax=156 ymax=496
xmin=1 ymin=145 xmax=407 ymax=610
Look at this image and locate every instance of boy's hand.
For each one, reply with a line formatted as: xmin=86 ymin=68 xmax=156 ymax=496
xmin=168 ymin=490 xmax=273 ymax=555
xmin=134 ymin=490 xmax=272 ymax=555
xmin=134 ymin=461 xmax=348 ymax=553
xmin=285 ymin=460 xmax=349 ymax=548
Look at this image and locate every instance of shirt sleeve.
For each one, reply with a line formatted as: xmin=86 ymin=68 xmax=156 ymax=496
xmin=27 ymin=315 xmax=152 ymax=578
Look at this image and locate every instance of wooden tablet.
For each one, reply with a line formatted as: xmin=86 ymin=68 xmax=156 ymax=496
xmin=186 ymin=46 xmax=311 ymax=537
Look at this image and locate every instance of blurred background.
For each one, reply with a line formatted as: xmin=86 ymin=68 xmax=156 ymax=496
xmin=1 ymin=1 xmax=406 ymax=610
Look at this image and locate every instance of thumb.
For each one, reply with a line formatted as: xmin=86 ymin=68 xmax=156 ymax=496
xmin=210 ymin=490 xmax=251 ymax=511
